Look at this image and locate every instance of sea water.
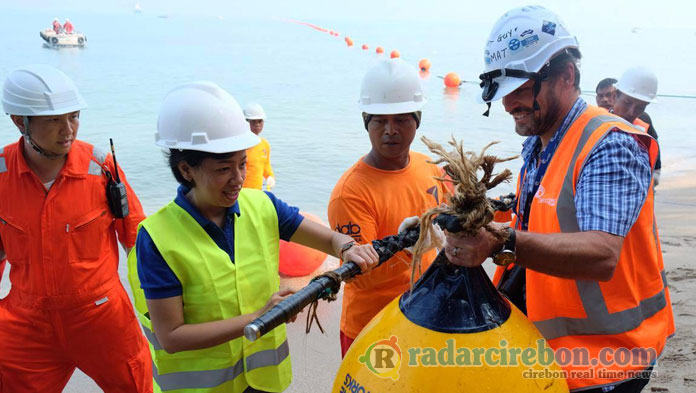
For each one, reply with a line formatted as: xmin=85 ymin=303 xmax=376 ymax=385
xmin=2 ymin=10 xmax=695 ymax=218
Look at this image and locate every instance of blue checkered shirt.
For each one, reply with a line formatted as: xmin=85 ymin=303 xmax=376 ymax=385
xmin=518 ymin=98 xmax=652 ymax=236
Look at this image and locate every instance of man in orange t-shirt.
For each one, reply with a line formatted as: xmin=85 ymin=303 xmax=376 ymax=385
xmin=328 ymin=58 xmax=446 ymax=357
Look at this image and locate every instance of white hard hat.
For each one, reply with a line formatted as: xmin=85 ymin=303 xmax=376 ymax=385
xmin=615 ymin=66 xmax=658 ymax=103
xmin=65 ymin=18 xmax=70 ymax=22
xmin=2 ymin=64 xmax=87 ymax=116
xmin=156 ymin=81 xmax=260 ymax=154
xmin=358 ymin=58 xmax=426 ymax=114
xmin=478 ymin=5 xmax=579 ymax=103
xmin=243 ymin=103 xmax=266 ymax=120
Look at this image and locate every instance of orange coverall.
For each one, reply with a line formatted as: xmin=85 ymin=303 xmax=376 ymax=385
xmin=0 ymin=138 xmax=152 ymax=392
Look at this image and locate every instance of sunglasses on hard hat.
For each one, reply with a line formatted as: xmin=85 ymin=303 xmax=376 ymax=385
xmin=479 ymin=64 xmax=551 ymax=101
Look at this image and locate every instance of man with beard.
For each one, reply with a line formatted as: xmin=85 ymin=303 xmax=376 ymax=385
xmin=445 ymin=6 xmax=673 ymax=393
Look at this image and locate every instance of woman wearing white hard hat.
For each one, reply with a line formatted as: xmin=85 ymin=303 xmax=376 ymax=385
xmin=127 ymin=81 xmax=379 ymax=393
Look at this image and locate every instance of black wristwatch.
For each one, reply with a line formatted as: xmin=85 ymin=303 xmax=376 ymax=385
xmin=492 ymin=227 xmax=516 ymax=266
xmin=339 ymin=241 xmax=357 ymax=260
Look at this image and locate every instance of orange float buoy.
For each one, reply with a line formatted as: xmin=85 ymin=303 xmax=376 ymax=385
xmin=419 ymin=58 xmax=431 ymax=72
xmin=345 ymin=36 xmax=354 ymax=46
xmin=444 ymin=72 xmax=461 ymax=88
xmin=278 ymin=212 xmax=328 ymax=276
xmin=376 ymin=46 xmax=384 ymax=54
xmin=390 ymin=49 xmax=400 ymax=58
xmin=361 ymin=44 xmax=368 ymax=50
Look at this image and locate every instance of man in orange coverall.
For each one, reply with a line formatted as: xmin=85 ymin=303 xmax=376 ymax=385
xmin=0 ymin=64 xmax=152 ymax=392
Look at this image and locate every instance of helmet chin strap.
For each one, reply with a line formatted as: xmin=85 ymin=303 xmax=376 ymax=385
xmin=22 ymin=116 xmax=66 ymax=159
xmin=479 ymin=63 xmax=550 ymax=117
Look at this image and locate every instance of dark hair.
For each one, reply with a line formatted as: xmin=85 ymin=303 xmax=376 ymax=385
xmin=548 ymin=48 xmax=582 ymax=90
xmin=167 ymin=149 xmax=236 ymax=188
xmin=596 ymin=77 xmax=618 ymax=93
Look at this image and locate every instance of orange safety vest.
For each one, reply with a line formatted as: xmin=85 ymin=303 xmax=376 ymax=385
xmin=633 ymin=117 xmax=650 ymax=133
xmin=496 ymin=106 xmax=673 ymax=391
xmin=0 ymin=138 xmax=145 ymax=298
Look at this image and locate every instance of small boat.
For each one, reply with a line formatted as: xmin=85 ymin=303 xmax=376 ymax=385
xmin=40 ymin=29 xmax=87 ymax=48
xmin=134 ymin=2 xmax=142 ymax=13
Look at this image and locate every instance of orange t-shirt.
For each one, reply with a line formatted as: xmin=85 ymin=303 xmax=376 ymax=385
xmin=328 ymin=151 xmax=447 ymax=339
xmin=243 ymin=137 xmax=274 ymax=190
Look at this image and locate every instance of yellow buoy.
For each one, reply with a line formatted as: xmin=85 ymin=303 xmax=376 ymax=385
xmin=332 ymin=259 xmax=569 ymax=392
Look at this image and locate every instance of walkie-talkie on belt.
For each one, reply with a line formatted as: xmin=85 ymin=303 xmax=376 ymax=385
xmin=105 ymin=138 xmax=129 ymax=218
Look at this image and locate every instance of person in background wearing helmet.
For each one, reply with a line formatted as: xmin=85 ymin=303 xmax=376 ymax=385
xmin=242 ymin=103 xmax=275 ymax=190
xmin=446 ymin=6 xmax=673 ymax=392
xmin=612 ymin=67 xmax=662 ymax=187
xmin=127 ymin=81 xmax=378 ymax=393
xmin=0 ymin=65 xmax=152 ymax=392
xmin=595 ymin=77 xmax=618 ymax=110
xmin=52 ymin=17 xmax=62 ymax=34
xmin=63 ymin=18 xmax=74 ymax=34
xmin=328 ymin=58 xmax=447 ymax=357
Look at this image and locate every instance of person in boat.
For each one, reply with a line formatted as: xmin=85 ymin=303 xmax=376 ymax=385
xmin=445 ymin=5 xmax=673 ymax=392
xmin=63 ymin=18 xmax=74 ymax=34
xmin=127 ymin=81 xmax=379 ymax=393
xmin=52 ymin=18 xmax=62 ymax=34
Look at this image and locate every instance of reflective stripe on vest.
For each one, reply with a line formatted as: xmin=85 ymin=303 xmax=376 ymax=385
xmin=87 ymin=146 xmax=106 ymax=176
xmin=534 ymin=112 xmax=667 ymax=339
xmin=152 ymin=340 xmax=289 ymax=391
xmin=633 ymin=118 xmax=650 ymax=133
xmin=127 ymin=188 xmax=291 ymax=392
xmin=535 ymin=271 xmax=667 ymax=340
xmin=141 ymin=324 xmax=163 ymax=350
xmin=525 ymin=106 xmax=673 ymax=390
xmin=556 ymin=115 xmax=632 ymax=233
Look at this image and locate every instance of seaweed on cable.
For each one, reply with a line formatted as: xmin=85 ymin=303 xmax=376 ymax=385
xmin=410 ymin=135 xmax=518 ymax=287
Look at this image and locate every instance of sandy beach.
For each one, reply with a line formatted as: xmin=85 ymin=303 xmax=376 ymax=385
xmin=1 ymin=171 xmax=694 ymax=393
xmin=643 ymin=177 xmax=696 ymax=392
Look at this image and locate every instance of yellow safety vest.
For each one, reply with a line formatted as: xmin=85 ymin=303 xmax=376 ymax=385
xmin=127 ymin=188 xmax=291 ymax=392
